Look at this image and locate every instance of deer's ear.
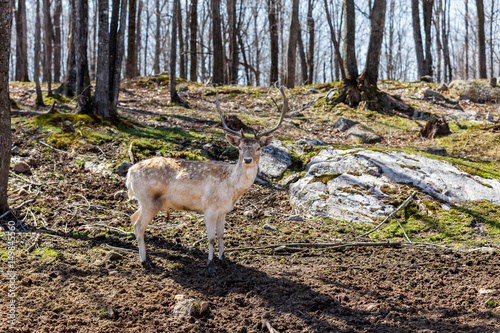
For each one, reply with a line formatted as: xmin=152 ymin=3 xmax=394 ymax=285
xmin=259 ymin=136 xmax=274 ymax=147
xmin=226 ymin=134 xmax=241 ymax=147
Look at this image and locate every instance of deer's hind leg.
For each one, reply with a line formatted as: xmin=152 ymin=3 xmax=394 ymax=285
xmin=132 ymin=200 xmax=161 ymax=269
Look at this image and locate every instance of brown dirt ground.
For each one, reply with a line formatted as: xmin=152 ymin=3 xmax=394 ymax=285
xmin=1 ymin=80 xmax=499 ymax=332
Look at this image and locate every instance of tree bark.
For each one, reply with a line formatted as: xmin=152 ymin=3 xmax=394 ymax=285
xmin=15 ymin=0 xmax=29 ymax=82
xmin=55 ymin=1 xmax=77 ymax=97
xmin=297 ymin=31 xmax=308 ymax=85
xmin=422 ymin=0 xmax=433 ymax=77
xmin=363 ymin=0 xmax=386 ymax=86
xmin=177 ymin=0 xmax=186 ymax=79
xmin=306 ymin=0 xmax=315 ymax=84
xmin=34 ymin=0 xmax=45 ymax=106
xmin=0 ymin=0 xmax=13 ymax=215
xmin=228 ymin=0 xmax=238 ymax=84
xmin=342 ymin=0 xmax=358 ymax=84
xmin=329 ymin=0 xmax=410 ymax=113
xmin=476 ymin=0 xmax=487 ymax=78
xmin=42 ymin=0 xmax=53 ymax=95
xmin=268 ymin=0 xmax=279 ymax=85
xmin=125 ymin=0 xmax=138 ymax=78
xmin=189 ymin=0 xmax=198 ymax=82
xmin=211 ymin=0 xmax=224 ymax=85
xmin=323 ymin=0 xmax=345 ymax=80
xmin=74 ymin=0 xmax=92 ymax=114
xmin=411 ymin=0 xmax=425 ymax=78
xmin=94 ymin=0 xmax=111 ymax=117
xmin=285 ymin=0 xmax=299 ymax=88
xmin=53 ymin=0 xmax=63 ymax=82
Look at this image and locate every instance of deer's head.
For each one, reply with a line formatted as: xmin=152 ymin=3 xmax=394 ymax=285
xmin=216 ymin=87 xmax=288 ymax=167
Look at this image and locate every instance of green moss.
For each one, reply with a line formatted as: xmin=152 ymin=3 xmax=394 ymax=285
xmin=312 ymin=173 xmax=342 ymax=184
xmin=33 ymin=247 xmax=61 ymax=261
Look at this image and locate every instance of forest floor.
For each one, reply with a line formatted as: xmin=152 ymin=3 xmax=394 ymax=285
xmin=1 ymin=78 xmax=500 ymax=332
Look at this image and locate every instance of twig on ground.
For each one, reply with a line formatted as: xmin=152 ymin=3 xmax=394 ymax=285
xmin=9 ymin=171 xmax=43 ymax=186
xmin=396 ymin=220 xmax=412 ymax=243
xmin=356 ymin=191 xmax=417 ymax=239
xmin=226 ymin=241 xmax=403 ymax=252
xmin=0 ymin=199 xmax=36 ymax=219
xmin=26 ymin=233 xmax=42 ymax=253
xmin=262 ymin=319 xmax=279 ymax=333
xmin=105 ymin=244 xmax=138 ymax=253
xmin=81 ymin=223 xmax=134 ymax=234
xmin=38 ymin=140 xmax=100 ymax=159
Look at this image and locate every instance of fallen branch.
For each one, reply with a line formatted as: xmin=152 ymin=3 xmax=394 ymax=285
xmin=226 ymin=241 xmax=402 ymax=252
xmin=105 ymin=244 xmax=138 ymax=253
xmin=356 ymin=191 xmax=417 ymax=239
xmin=262 ymin=319 xmax=279 ymax=333
xmin=481 ymin=123 xmax=500 ymax=131
xmin=81 ymin=223 xmax=134 ymax=235
xmin=38 ymin=140 xmax=100 ymax=159
xmin=0 ymin=199 xmax=36 ymax=219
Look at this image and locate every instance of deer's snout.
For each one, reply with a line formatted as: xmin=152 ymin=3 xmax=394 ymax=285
xmin=243 ymin=157 xmax=253 ymax=164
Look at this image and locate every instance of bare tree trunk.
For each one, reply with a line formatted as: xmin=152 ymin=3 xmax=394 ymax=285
xmin=363 ymin=0 xmax=386 ymax=86
xmin=411 ymin=0 xmax=425 ymax=78
xmin=15 ymin=0 xmax=29 ymax=82
xmin=343 ymin=0 xmax=358 ymax=84
xmin=110 ymin=0 xmax=128 ymax=112
xmin=306 ymin=0 xmax=315 ymax=84
xmin=53 ymin=0 xmax=63 ymax=83
xmin=75 ymin=0 xmax=92 ymax=114
xmin=153 ymin=0 xmax=162 ymax=74
xmin=228 ymin=0 xmax=238 ymax=84
xmin=56 ymin=1 xmax=77 ymax=97
xmin=385 ymin=0 xmax=395 ymax=79
xmin=329 ymin=0 xmax=410 ymax=113
xmin=268 ymin=0 xmax=279 ymax=85
xmin=125 ymin=0 xmax=138 ymax=78
xmin=169 ymin=0 xmax=187 ymax=105
xmin=476 ymin=0 xmax=487 ymax=78
xmin=42 ymin=0 xmax=53 ymax=95
xmin=34 ymin=0 xmax=45 ymax=106
xmin=177 ymin=0 xmax=186 ymax=79
xmin=488 ymin=0 xmax=496 ymax=78
xmin=422 ymin=0 xmax=433 ymax=77
xmin=189 ymin=0 xmax=198 ymax=81
xmin=442 ymin=0 xmax=452 ymax=81
xmin=0 ymin=0 xmax=13 ymax=215
xmin=136 ymin=0 xmax=142 ymax=75
xmin=323 ymin=0 xmax=345 ymax=80
xmin=170 ymin=0 xmax=178 ymax=101
xmin=285 ymin=0 xmax=299 ymax=88
xmin=94 ymin=0 xmax=111 ymax=117
xmin=465 ymin=0 xmax=469 ymax=79
xmin=211 ymin=0 xmax=224 ymax=85
xmin=297 ymin=31 xmax=308 ymax=85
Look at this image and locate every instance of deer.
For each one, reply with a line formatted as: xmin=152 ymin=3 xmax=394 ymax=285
xmin=125 ymin=87 xmax=288 ymax=275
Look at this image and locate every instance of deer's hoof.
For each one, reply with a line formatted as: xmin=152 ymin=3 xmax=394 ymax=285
xmin=207 ymin=262 xmax=217 ymax=276
xmin=141 ymin=259 xmax=153 ymax=271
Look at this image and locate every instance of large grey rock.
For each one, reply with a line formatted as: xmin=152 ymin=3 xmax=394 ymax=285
xmin=258 ymin=140 xmax=292 ymax=181
xmin=289 ymin=148 xmax=500 ymax=222
xmin=333 ymin=117 xmax=359 ymax=132
xmin=345 ymin=124 xmax=382 ymax=143
xmin=448 ymin=80 xmax=500 ymax=102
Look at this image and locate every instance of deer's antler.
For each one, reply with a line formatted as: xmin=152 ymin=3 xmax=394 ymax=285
xmin=255 ymin=86 xmax=288 ymax=139
xmin=216 ymin=93 xmax=245 ymax=138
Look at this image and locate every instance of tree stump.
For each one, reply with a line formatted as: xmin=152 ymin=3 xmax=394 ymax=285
xmin=420 ymin=116 xmax=451 ymax=139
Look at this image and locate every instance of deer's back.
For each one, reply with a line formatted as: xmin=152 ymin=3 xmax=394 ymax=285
xmin=126 ymin=157 xmax=234 ymax=213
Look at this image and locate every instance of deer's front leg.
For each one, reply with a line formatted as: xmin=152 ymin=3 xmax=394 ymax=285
xmin=204 ymin=211 xmax=217 ymax=275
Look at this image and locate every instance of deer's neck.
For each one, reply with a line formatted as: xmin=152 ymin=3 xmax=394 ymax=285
xmin=228 ymin=160 xmax=259 ymax=201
